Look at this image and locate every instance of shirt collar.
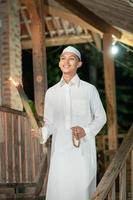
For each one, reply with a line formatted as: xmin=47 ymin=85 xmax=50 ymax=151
xmin=59 ymin=74 xmax=81 ymax=87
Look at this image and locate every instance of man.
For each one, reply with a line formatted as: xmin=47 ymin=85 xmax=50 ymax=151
xmin=36 ymin=46 xmax=106 ymax=200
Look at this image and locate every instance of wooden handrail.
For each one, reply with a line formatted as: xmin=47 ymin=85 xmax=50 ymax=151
xmin=0 ymin=106 xmax=25 ymax=115
xmin=91 ymin=124 xmax=133 ymax=200
xmin=35 ymin=138 xmax=51 ymax=196
xmin=35 ymin=153 xmax=48 ymax=196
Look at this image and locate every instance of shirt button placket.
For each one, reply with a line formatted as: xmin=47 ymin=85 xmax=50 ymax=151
xmin=65 ymin=85 xmax=71 ymax=130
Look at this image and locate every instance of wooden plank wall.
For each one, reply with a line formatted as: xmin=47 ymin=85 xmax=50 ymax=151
xmin=0 ymin=107 xmax=43 ymax=183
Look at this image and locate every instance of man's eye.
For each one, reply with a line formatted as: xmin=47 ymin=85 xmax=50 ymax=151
xmin=69 ymin=57 xmax=75 ymax=60
xmin=60 ymin=57 xmax=65 ymax=60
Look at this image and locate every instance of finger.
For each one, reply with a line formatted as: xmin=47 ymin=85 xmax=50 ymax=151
xmin=71 ymin=127 xmax=77 ymax=131
xmin=71 ymin=126 xmax=79 ymax=129
xmin=74 ymin=131 xmax=79 ymax=140
xmin=76 ymin=135 xmax=79 ymax=140
xmin=72 ymin=130 xmax=77 ymax=139
xmin=71 ymin=127 xmax=77 ymax=134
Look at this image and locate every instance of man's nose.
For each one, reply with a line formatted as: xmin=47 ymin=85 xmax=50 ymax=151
xmin=64 ymin=59 xmax=69 ymax=65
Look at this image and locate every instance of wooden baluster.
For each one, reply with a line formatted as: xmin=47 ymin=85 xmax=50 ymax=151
xmin=18 ymin=115 xmax=22 ymax=182
xmin=0 ymin=112 xmax=4 ymax=143
xmin=0 ymin=111 xmax=6 ymax=182
xmin=119 ymin=163 xmax=126 ymax=200
xmin=4 ymin=112 xmax=8 ymax=182
xmin=108 ymin=183 xmax=116 ymax=200
xmin=11 ymin=114 xmax=15 ymax=182
xmin=22 ymin=116 xmax=28 ymax=182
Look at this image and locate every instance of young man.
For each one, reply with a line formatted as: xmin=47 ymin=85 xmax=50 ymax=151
xmin=38 ymin=46 xmax=106 ymax=200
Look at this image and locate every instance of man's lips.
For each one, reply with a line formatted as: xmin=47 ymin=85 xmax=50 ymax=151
xmin=63 ymin=65 xmax=70 ymax=68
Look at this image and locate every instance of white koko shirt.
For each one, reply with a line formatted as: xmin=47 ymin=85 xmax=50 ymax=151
xmin=42 ymin=74 xmax=106 ymax=149
xmin=41 ymin=74 xmax=106 ymax=200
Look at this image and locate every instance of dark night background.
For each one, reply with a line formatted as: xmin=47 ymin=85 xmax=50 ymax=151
xmin=22 ymin=43 xmax=133 ymax=133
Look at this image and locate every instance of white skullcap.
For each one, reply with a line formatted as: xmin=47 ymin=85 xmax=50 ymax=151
xmin=61 ymin=46 xmax=81 ymax=60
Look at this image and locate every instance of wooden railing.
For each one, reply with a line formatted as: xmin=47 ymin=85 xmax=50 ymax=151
xmin=91 ymin=124 xmax=133 ymax=200
xmin=0 ymin=106 xmax=44 ymax=184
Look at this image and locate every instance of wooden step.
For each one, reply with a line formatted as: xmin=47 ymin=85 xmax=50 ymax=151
xmin=0 ymin=193 xmax=45 ymax=200
xmin=0 ymin=183 xmax=36 ymax=194
xmin=0 ymin=197 xmax=45 ymax=200
xmin=0 ymin=183 xmax=45 ymax=199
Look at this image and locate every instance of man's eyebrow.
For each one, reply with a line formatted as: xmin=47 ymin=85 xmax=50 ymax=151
xmin=60 ymin=54 xmax=78 ymax=59
xmin=69 ymin=55 xmax=76 ymax=57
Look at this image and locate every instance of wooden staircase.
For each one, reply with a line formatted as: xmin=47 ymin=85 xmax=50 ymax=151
xmin=91 ymin=124 xmax=133 ymax=200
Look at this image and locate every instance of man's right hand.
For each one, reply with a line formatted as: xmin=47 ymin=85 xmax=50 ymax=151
xmin=31 ymin=128 xmax=41 ymax=139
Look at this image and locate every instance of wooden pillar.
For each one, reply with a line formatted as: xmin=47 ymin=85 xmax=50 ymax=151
xmin=0 ymin=0 xmax=23 ymax=111
xmin=103 ymin=33 xmax=118 ymax=150
xmin=23 ymin=0 xmax=47 ymax=117
xmin=32 ymin=0 xmax=47 ymax=118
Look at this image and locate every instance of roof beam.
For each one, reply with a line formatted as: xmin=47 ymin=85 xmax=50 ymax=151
xmin=54 ymin=0 xmax=122 ymax=38
xmin=119 ymin=30 xmax=133 ymax=47
xmin=21 ymin=34 xmax=93 ymax=49
xmin=91 ymin=32 xmax=102 ymax=51
xmin=20 ymin=7 xmax=32 ymax=37
xmin=22 ymin=0 xmax=40 ymax=22
xmin=44 ymin=5 xmax=102 ymax=35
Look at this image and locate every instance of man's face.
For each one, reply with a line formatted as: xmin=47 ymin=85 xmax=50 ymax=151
xmin=59 ymin=52 xmax=82 ymax=76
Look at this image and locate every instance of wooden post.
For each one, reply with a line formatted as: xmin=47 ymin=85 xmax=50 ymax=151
xmin=0 ymin=0 xmax=22 ymax=110
xmin=23 ymin=0 xmax=47 ymax=118
xmin=32 ymin=0 xmax=47 ymax=118
xmin=103 ymin=33 xmax=118 ymax=151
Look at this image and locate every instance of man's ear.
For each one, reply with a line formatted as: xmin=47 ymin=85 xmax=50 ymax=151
xmin=77 ymin=61 xmax=82 ymax=68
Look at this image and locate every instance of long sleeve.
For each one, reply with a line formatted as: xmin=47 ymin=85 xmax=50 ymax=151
xmin=41 ymin=90 xmax=56 ymax=143
xmin=83 ymin=86 xmax=106 ymax=141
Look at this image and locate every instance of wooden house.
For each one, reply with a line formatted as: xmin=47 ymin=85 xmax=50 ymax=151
xmin=0 ymin=0 xmax=133 ymax=199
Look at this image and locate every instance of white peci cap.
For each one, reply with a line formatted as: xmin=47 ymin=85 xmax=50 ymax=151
xmin=61 ymin=46 xmax=81 ymax=60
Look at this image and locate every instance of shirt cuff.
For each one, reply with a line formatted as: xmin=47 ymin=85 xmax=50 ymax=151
xmin=41 ymin=126 xmax=49 ymax=144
